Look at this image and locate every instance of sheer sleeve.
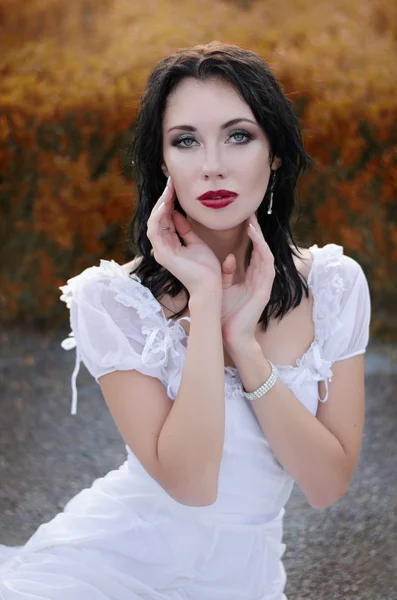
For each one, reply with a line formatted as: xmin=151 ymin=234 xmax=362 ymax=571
xmin=308 ymin=244 xmax=372 ymax=403
xmin=321 ymin=254 xmax=371 ymax=363
xmin=59 ymin=260 xmax=188 ymax=414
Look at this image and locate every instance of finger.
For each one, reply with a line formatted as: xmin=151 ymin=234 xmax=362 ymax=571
xmin=247 ymin=231 xmax=275 ymax=294
xmin=150 ymin=178 xmax=174 ymax=224
xmin=247 ymin=232 xmax=271 ymax=285
xmin=170 ymin=211 xmax=209 ymax=247
xmin=248 ymin=214 xmax=267 ymax=247
xmin=147 ymin=205 xmax=178 ymax=262
xmin=153 ymin=177 xmax=175 ymax=214
xmin=156 ymin=205 xmax=178 ymax=241
xmin=248 ymin=215 xmax=262 ymax=241
xmin=247 ymin=223 xmax=261 ymax=268
xmin=147 ymin=181 xmax=175 ymax=235
xmin=221 ymin=254 xmax=236 ymax=289
xmin=248 ymin=220 xmax=272 ymax=263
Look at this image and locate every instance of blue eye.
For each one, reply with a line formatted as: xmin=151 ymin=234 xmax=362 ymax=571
xmin=171 ymin=129 xmax=254 ymax=148
xmin=230 ymin=130 xmax=253 ymax=144
xmin=172 ymin=135 xmax=196 ymax=148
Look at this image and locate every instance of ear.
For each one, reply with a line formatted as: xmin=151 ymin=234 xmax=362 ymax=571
xmin=271 ymin=156 xmax=281 ymax=171
xmin=161 ymin=163 xmax=169 ymax=178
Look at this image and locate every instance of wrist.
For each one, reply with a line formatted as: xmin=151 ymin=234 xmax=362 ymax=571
xmin=226 ymin=342 xmax=272 ymax=395
xmin=188 ymin=286 xmax=222 ymax=312
xmin=242 ymin=357 xmax=273 ymax=395
xmin=225 ymin=337 xmax=259 ymax=358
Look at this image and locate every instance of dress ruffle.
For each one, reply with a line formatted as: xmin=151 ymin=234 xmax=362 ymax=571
xmin=59 ymin=246 xmax=348 ymax=412
xmin=224 ymin=245 xmax=346 ymax=402
xmin=59 ymin=260 xmax=191 ymax=413
xmin=272 ymin=244 xmax=346 ymax=402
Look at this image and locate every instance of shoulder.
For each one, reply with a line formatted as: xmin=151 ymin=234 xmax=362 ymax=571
xmin=121 ymin=256 xmax=186 ymax=318
xmin=309 ymin=243 xmax=368 ymax=289
xmin=309 ymin=243 xmax=370 ymax=341
xmin=61 ymin=256 xmax=144 ymax=294
xmin=121 ymin=255 xmax=144 ymax=273
xmin=59 ymin=256 xmax=165 ymax=323
xmin=313 ymin=246 xmax=371 ymax=361
xmin=59 ymin=259 xmax=131 ymax=308
xmin=291 ymin=246 xmax=314 ymax=281
xmin=294 ymin=244 xmax=370 ymax=319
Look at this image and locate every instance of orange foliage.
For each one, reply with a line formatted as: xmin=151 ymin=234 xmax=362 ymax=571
xmin=0 ymin=0 xmax=396 ymax=336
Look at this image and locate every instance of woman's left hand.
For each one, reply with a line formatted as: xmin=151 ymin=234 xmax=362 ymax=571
xmin=220 ymin=213 xmax=275 ymax=350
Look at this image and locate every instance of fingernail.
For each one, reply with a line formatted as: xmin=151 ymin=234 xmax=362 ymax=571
xmin=166 ymin=176 xmax=171 ymax=188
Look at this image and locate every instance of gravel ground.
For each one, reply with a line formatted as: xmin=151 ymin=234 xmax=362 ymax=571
xmin=0 ymin=324 xmax=396 ymax=599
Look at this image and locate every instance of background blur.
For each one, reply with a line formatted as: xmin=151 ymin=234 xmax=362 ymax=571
xmin=0 ymin=0 xmax=396 ymax=338
xmin=1 ymin=2 xmax=397 ymax=599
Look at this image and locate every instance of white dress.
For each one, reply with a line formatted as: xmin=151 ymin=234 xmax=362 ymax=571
xmin=0 ymin=243 xmax=371 ymax=600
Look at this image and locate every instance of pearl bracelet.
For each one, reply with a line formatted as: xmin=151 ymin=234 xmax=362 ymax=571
xmin=242 ymin=359 xmax=279 ymax=401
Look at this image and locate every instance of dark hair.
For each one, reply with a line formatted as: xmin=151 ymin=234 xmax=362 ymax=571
xmin=126 ymin=41 xmax=314 ymax=330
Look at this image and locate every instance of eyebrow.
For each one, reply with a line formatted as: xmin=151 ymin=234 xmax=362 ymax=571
xmin=167 ymin=118 xmax=257 ymax=133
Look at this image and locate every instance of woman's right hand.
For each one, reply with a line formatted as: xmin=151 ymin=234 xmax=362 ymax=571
xmin=146 ymin=177 xmax=222 ymax=296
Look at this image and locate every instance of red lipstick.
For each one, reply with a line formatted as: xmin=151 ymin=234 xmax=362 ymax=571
xmin=198 ymin=189 xmax=237 ymax=200
xmin=199 ymin=197 xmax=236 ymax=209
xmin=198 ymin=189 xmax=238 ymax=209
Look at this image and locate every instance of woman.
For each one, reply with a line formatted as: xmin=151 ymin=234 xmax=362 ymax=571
xmin=0 ymin=41 xmax=371 ymax=599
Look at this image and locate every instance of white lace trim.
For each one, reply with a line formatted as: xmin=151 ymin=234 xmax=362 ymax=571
xmin=222 ymin=245 xmax=346 ymax=402
xmin=59 ymin=260 xmax=191 ymax=414
xmin=59 ymin=247 xmax=346 ymax=413
xmin=299 ymin=243 xmax=346 ymax=402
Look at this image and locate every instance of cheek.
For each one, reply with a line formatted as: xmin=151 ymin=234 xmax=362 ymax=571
xmin=246 ymin=154 xmax=271 ymax=185
xmin=164 ymin=148 xmax=192 ymax=172
xmin=245 ymin=158 xmax=271 ymax=200
xmin=236 ymin=142 xmax=270 ymax=170
xmin=163 ymin=151 xmax=196 ymax=188
xmin=162 ymin=160 xmax=190 ymax=201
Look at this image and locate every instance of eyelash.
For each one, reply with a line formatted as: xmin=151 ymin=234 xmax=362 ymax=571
xmin=171 ymin=129 xmax=254 ymax=149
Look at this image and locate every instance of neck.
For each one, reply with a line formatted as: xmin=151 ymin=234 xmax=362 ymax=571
xmin=187 ymin=217 xmax=253 ymax=284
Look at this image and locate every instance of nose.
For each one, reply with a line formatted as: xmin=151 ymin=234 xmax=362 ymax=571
xmin=201 ymin=147 xmax=227 ymax=179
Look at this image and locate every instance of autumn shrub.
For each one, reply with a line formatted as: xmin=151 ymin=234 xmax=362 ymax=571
xmin=0 ymin=0 xmax=396 ymax=338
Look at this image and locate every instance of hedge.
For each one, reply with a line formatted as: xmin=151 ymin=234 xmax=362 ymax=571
xmin=0 ymin=0 xmax=396 ymax=338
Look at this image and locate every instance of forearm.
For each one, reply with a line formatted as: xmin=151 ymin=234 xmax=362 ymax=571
xmin=158 ymin=288 xmax=225 ymax=506
xmin=231 ymin=342 xmax=349 ymax=509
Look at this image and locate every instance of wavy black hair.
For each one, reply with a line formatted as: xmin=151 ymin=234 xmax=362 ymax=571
xmin=126 ymin=41 xmax=314 ymax=330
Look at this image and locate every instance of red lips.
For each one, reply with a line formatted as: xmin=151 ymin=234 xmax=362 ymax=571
xmin=197 ymin=189 xmax=238 ymax=200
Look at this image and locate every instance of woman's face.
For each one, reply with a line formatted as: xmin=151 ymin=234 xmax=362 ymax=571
xmin=161 ymin=76 xmax=280 ymax=231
